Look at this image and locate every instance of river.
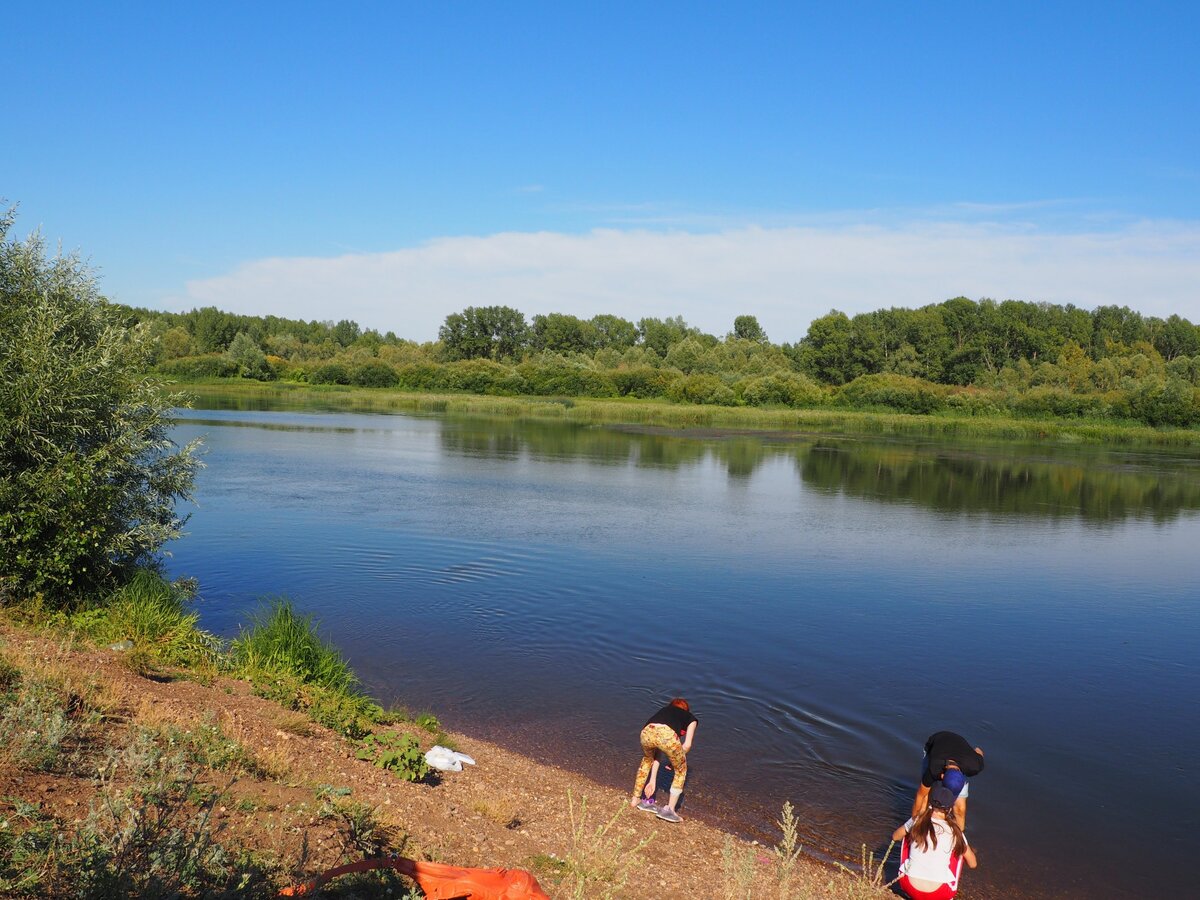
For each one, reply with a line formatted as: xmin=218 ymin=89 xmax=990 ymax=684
xmin=166 ymin=403 xmax=1200 ymax=898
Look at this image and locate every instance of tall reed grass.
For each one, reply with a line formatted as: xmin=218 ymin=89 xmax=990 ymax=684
xmin=184 ymin=381 xmax=1200 ymax=448
xmin=70 ymin=571 xmax=221 ymax=669
xmin=230 ymin=599 xmax=359 ymax=695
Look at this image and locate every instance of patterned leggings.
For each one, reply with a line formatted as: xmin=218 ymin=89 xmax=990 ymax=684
xmin=634 ymin=723 xmax=688 ymax=798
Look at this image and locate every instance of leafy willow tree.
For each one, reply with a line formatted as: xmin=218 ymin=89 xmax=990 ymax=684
xmin=637 ymin=315 xmax=701 ymax=357
xmin=589 ymin=313 xmax=638 ymax=350
xmin=190 ymin=305 xmax=241 ymax=352
xmin=225 ymin=331 xmax=273 ymax=379
xmin=530 ymin=312 xmax=597 ymax=354
xmin=438 ymin=305 xmax=529 ymax=360
xmin=0 ymin=210 xmax=201 ymax=604
xmin=330 ymin=318 xmax=362 ymax=347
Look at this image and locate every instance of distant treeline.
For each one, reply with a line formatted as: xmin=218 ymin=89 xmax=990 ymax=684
xmin=117 ymin=298 xmax=1200 ymax=428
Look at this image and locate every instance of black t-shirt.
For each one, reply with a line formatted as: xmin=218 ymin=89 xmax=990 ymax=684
xmin=645 ymin=704 xmax=697 ymax=739
xmin=921 ymin=731 xmax=985 ymax=786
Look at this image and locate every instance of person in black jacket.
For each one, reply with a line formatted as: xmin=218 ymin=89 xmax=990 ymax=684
xmin=912 ymin=730 xmax=985 ymax=829
xmin=630 ymin=698 xmax=698 ymax=823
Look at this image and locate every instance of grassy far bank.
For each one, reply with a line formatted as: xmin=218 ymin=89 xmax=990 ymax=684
xmin=179 ymin=378 xmax=1200 ymax=449
xmin=0 ymin=575 xmax=899 ymax=899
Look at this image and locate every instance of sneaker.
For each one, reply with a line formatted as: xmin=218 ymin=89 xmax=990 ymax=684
xmin=655 ymin=807 xmax=682 ymax=823
xmin=637 ymin=798 xmax=659 ymax=813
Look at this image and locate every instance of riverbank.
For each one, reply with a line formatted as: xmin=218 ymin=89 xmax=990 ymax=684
xmin=178 ymin=379 xmax=1200 ymax=449
xmin=0 ymin=617 xmax=896 ymax=898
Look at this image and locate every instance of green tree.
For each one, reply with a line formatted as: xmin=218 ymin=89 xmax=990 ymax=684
xmin=1150 ymin=314 xmax=1200 ymax=361
xmin=438 ymin=306 xmax=530 ymax=361
xmin=331 ymin=318 xmax=361 ymax=347
xmin=637 ymin=315 xmax=697 ymax=357
xmin=158 ymin=325 xmax=195 ymax=360
xmin=224 ymin=331 xmax=274 ymax=380
xmin=189 ymin=306 xmax=239 ymax=352
xmin=733 ymin=314 xmax=768 ymax=343
xmin=589 ymin=314 xmax=638 ymax=350
xmin=0 ymin=210 xmax=201 ymax=603
xmin=530 ymin=313 xmax=598 ymax=354
xmin=796 ymin=311 xmax=858 ymax=384
xmin=1091 ymin=305 xmax=1146 ymax=357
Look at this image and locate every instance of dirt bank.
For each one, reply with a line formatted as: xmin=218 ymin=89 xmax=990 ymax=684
xmin=0 ymin=622 xmax=892 ymax=898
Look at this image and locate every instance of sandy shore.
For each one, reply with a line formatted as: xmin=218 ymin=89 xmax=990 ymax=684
xmin=1 ymin=621 xmax=902 ymax=898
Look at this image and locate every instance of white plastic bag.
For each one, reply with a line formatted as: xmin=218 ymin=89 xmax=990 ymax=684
xmin=424 ymin=745 xmax=477 ymax=773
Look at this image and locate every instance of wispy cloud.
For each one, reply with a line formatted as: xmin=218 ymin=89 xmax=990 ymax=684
xmin=164 ymin=220 xmax=1200 ymax=343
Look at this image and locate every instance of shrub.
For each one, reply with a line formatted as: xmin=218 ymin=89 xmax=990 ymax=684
xmin=442 ymin=358 xmax=514 ymax=394
xmin=0 ymin=675 xmax=73 ymax=770
xmin=944 ymin=387 xmax=1005 ymax=417
xmin=1165 ymin=354 xmax=1200 ymax=386
xmin=224 ymin=332 xmax=274 ymax=380
xmin=666 ymin=374 xmax=737 ymax=406
xmin=0 ymin=728 xmax=278 ymax=897
xmin=155 ymin=354 xmax=239 ymax=379
xmin=1011 ymin=386 xmax=1107 ymax=420
xmin=395 ymin=362 xmax=447 ymax=390
xmin=1100 ymin=389 xmax=1134 ymax=421
xmin=610 ymin=366 xmax=677 ymax=398
xmin=0 ymin=651 xmax=19 ymax=692
xmin=1127 ymin=377 xmax=1199 ymax=427
xmin=738 ymin=373 xmax=824 ymax=408
xmin=0 ymin=209 xmax=201 ymax=603
xmin=350 ymin=361 xmax=399 ymax=388
xmin=557 ymin=793 xmax=652 ymax=900
xmin=308 ymin=362 xmax=351 ymax=385
xmin=64 ymin=729 xmax=275 ymax=898
xmin=355 ymin=731 xmax=430 ymax=782
xmin=252 ymin=672 xmax=380 ymax=739
xmin=836 ymin=374 xmax=946 ymax=414
xmin=305 ymin=684 xmax=381 ymax=739
xmin=517 ymin=362 xmax=618 ymax=398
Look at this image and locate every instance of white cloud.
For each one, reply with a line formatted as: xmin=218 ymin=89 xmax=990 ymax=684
xmin=165 ymin=221 xmax=1200 ymax=343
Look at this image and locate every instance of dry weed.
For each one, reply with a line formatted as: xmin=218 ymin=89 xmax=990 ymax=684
xmin=272 ymin=709 xmax=316 ymax=737
xmin=254 ymin=744 xmax=298 ymax=782
xmin=471 ymin=796 xmax=522 ymax=829
xmin=559 ymin=791 xmax=652 ymax=900
xmin=132 ymin=694 xmax=181 ymax=730
xmin=834 ymin=841 xmax=898 ymax=898
xmin=719 ymin=835 xmax=759 ymax=899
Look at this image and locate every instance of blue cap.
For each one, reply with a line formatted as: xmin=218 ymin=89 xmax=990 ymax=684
xmin=930 ymin=783 xmax=957 ymax=810
xmin=941 ymin=767 xmax=967 ymax=797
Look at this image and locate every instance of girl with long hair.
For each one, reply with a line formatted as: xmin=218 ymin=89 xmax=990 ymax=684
xmin=892 ymin=782 xmax=978 ymax=899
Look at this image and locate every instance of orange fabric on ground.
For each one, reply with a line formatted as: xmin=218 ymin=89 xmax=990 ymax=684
xmin=279 ymin=855 xmax=550 ymax=899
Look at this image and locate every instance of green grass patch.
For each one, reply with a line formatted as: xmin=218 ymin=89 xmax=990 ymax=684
xmin=250 ymin=671 xmax=381 ymax=739
xmin=231 ymin=599 xmax=359 ymax=695
xmin=70 ymin=571 xmax=221 ymax=671
xmin=231 ymin=599 xmax=391 ymax=738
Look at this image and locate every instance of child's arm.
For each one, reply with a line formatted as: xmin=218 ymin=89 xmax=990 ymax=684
xmin=963 ymin=845 xmax=978 ymax=868
xmin=644 ymin=759 xmax=660 ymax=798
xmin=681 ymin=721 xmax=698 ymax=753
xmin=891 ymin=821 xmax=910 ymax=842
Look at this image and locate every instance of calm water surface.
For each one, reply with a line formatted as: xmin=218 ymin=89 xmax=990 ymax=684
xmin=166 ymin=405 xmax=1200 ymax=898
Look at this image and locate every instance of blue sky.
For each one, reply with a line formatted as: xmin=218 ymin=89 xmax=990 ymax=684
xmin=6 ymin=2 xmax=1199 ymax=341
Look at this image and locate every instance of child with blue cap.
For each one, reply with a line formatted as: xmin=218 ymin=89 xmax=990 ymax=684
xmin=912 ymin=730 xmax=984 ymax=829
